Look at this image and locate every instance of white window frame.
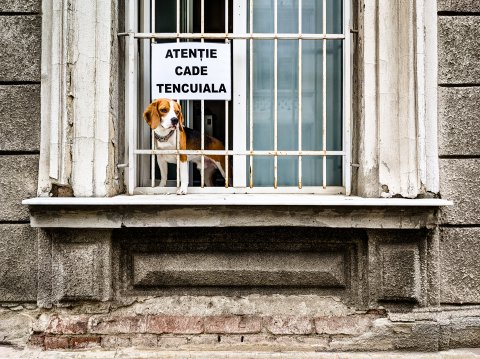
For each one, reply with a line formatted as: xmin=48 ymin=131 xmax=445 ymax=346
xmin=125 ymin=0 xmax=351 ymax=196
xmin=36 ymin=0 xmax=442 ymax=201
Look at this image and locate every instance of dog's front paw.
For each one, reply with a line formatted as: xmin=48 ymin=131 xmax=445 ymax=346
xmin=176 ymin=187 xmax=188 ymax=195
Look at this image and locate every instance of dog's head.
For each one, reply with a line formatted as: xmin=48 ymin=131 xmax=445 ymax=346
xmin=143 ymin=98 xmax=184 ymax=131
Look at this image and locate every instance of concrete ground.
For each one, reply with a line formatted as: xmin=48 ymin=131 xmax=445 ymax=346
xmin=0 ymin=348 xmax=480 ymax=359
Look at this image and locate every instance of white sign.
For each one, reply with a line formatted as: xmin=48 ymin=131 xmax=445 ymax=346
xmin=151 ymin=42 xmax=231 ymax=100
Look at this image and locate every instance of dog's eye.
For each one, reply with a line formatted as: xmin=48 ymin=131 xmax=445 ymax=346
xmin=159 ymin=108 xmax=168 ymax=114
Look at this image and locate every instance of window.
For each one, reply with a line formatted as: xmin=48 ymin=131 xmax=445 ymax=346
xmin=126 ymin=0 xmax=350 ymax=195
xmin=36 ymin=0 xmax=441 ymax=200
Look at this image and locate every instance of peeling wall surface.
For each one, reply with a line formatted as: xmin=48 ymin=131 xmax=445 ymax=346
xmin=1 ymin=0 xmax=480 ymax=357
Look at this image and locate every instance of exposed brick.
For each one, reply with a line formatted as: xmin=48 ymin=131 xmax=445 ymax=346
xmin=46 ymin=315 xmax=88 ymax=335
xmin=314 ymin=315 xmax=373 ymax=335
xmin=146 ymin=316 xmax=203 ymax=334
xmin=89 ymin=315 xmax=146 ymax=334
xmin=44 ymin=336 xmax=69 ymax=350
xmin=28 ymin=334 xmax=45 ymax=348
xmin=130 ymin=334 xmax=158 ymax=348
xmin=264 ymin=316 xmax=313 ymax=335
xmin=101 ymin=335 xmax=131 ymax=349
xmin=70 ymin=336 xmax=101 ymax=349
xmin=157 ymin=335 xmax=189 ymax=349
xmin=204 ymin=316 xmax=262 ymax=334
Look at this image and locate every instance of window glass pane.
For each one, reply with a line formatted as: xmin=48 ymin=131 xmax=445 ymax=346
xmin=248 ymin=2 xmax=343 ymax=187
xmin=302 ymin=0 xmax=342 ymax=34
xmin=254 ymin=0 xmax=343 ymax=34
xmin=302 ymin=156 xmax=342 ymax=187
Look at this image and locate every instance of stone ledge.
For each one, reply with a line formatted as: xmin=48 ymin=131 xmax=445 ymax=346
xmin=23 ymin=196 xmax=450 ymax=229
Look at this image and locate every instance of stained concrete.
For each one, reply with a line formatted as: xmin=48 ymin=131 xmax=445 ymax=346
xmin=438 ymin=16 xmax=480 ymax=84
xmin=0 ymin=155 xmax=39 ymax=221
xmin=440 ymin=228 xmax=480 ymax=304
xmin=0 ymin=224 xmax=37 ymax=302
xmin=439 ymin=159 xmax=480 ymax=225
xmin=438 ymin=87 xmax=480 ymax=156
xmin=438 ymin=0 xmax=480 ymax=12
xmin=0 ymin=0 xmax=40 ymax=12
xmin=0 ymin=85 xmax=41 ymax=151
xmin=0 ymin=15 xmax=41 ymax=81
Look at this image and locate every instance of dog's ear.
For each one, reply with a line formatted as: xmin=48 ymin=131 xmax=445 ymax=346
xmin=143 ymin=101 xmax=160 ymax=129
xmin=176 ymin=102 xmax=185 ymax=132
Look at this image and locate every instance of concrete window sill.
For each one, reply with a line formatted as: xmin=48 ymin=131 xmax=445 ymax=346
xmin=23 ymin=195 xmax=452 ymax=229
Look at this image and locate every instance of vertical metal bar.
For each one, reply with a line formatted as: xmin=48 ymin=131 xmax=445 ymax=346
xmin=176 ymin=0 xmax=180 ymax=37
xmin=273 ymin=0 xmax=278 ymax=189
xmin=225 ymin=0 xmax=229 ymax=187
xmin=151 ymin=0 xmax=156 ymax=188
xmin=322 ymin=0 xmax=327 ymax=189
xmin=343 ymin=0 xmax=351 ymax=195
xmin=176 ymin=0 xmax=181 ymax=189
xmin=151 ymin=0 xmax=155 ymax=33
xmin=127 ymin=8 xmax=136 ymax=194
xmin=298 ymin=0 xmax=303 ymax=189
xmin=151 ymin=130 xmax=155 ymax=187
xmin=200 ymin=0 xmax=205 ymax=187
xmin=233 ymin=0 xmax=247 ymax=188
xmin=249 ymin=0 xmax=254 ymax=188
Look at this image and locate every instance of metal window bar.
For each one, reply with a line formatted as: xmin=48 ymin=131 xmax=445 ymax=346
xmin=150 ymin=0 xmax=156 ymax=189
xmin=224 ymin=0 xmax=229 ymax=188
xmin=176 ymin=0 xmax=181 ymax=189
xmin=249 ymin=0 xmax=254 ymax=189
xmin=298 ymin=0 xmax=302 ymax=190
xmin=322 ymin=0 xmax=327 ymax=190
xmin=124 ymin=0 xmax=349 ymax=195
xmin=200 ymin=0 xmax=205 ymax=188
xmin=273 ymin=0 xmax=278 ymax=189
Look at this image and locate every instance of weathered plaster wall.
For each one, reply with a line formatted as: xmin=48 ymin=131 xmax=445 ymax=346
xmin=0 ymin=0 xmax=40 ymax=306
xmin=437 ymin=5 xmax=480 ymax=305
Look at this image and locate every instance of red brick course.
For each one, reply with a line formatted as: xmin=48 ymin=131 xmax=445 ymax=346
xmin=89 ymin=315 xmax=146 ymax=334
xmin=146 ymin=315 xmax=204 ymax=334
xmin=28 ymin=334 xmax=45 ymax=348
xmin=314 ymin=315 xmax=374 ymax=335
xmin=44 ymin=336 xmax=70 ymax=350
xmin=264 ymin=316 xmax=314 ymax=335
xmin=70 ymin=336 xmax=101 ymax=349
xmin=46 ymin=314 xmax=89 ymax=335
xmin=204 ymin=316 xmax=262 ymax=334
xmin=31 ymin=313 xmax=384 ymax=351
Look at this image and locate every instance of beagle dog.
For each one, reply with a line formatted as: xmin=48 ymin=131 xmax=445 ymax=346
xmin=143 ymin=98 xmax=227 ymax=195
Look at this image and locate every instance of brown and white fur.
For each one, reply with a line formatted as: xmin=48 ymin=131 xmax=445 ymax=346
xmin=143 ymin=98 xmax=227 ymax=195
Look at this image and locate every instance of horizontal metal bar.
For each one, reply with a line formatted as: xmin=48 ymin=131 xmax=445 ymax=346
xmin=134 ymin=186 xmax=346 ymax=195
xmin=133 ymin=32 xmax=345 ymax=40
xmin=134 ymin=149 xmax=345 ymax=156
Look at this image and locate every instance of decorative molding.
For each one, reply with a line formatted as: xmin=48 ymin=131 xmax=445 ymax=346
xmin=37 ymin=229 xmax=112 ymax=307
xmin=357 ymin=0 xmax=439 ymax=198
xmin=132 ymin=252 xmax=347 ymax=287
xmin=38 ymin=0 xmax=121 ymax=197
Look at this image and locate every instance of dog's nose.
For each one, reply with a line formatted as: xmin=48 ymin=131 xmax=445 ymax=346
xmin=171 ymin=117 xmax=179 ymax=126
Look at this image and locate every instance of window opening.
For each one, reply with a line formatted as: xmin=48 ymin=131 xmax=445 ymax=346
xmin=126 ymin=0 xmax=350 ymax=195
